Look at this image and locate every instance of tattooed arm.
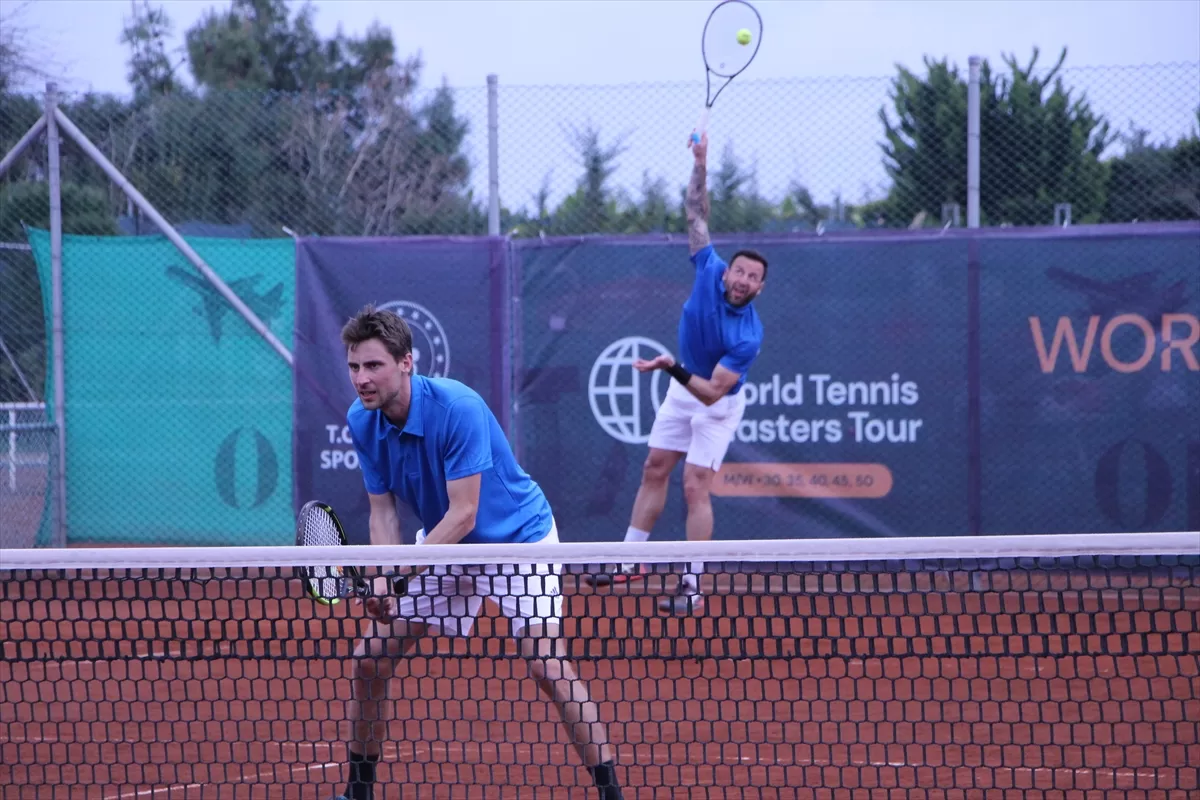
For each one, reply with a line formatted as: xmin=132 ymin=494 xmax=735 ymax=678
xmin=685 ymin=133 xmax=711 ymax=255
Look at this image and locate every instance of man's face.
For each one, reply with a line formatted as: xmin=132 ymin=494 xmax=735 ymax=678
xmin=723 ymin=255 xmax=765 ymax=306
xmin=347 ymin=338 xmax=411 ymax=413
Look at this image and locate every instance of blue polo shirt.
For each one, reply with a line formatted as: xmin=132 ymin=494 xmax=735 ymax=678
xmin=677 ymin=245 xmax=764 ymax=395
xmin=346 ymin=375 xmax=553 ymax=545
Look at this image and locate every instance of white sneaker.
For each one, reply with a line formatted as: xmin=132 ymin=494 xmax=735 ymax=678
xmin=658 ymin=575 xmax=705 ymax=614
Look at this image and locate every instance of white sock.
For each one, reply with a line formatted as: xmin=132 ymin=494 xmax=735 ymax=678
xmin=682 ymin=561 xmax=705 ymax=592
xmin=624 ymin=526 xmax=651 ymax=543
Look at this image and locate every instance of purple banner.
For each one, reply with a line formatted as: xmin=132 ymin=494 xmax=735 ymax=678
xmin=291 ymin=222 xmax=1199 ymax=544
xmin=292 ymin=237 xmax=509 ymax=543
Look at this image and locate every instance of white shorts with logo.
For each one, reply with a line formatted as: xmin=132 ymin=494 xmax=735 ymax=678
xmin=396 ymin=519 xmax=563 ymax=637
xmin=647 ymin=378 xmax=747 ymax=471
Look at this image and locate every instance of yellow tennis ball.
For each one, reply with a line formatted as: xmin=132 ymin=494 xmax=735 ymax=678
xmin=737 ymin=28 xmax=752 ymax=45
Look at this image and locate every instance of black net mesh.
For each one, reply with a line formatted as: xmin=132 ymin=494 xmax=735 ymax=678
xmin=2 ymin=541 xmax=1198 ymax=798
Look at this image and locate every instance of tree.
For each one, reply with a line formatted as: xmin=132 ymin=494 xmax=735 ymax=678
xmin=548 ymin=125 xmax=629 ymax=235
xmin=626 ymin=171 xmax=682 ymax=234
xmin=187 ymin=0 xmax=314 ymax=92
xmin=54 ymin=0 xmax=478 ymax=237
xmin=0 ymin=91 xmax=43 ymax=177
xmin=278 ymin=66 xmax=481 ymax=236
xmin=0 ymin=1 xmax=57 ymax=94
xmin=389 ymin=82 xmax=479 ymax=234
xmin=121 ymin=0 xmax=182 ymax=101
xmin=1170 ymin=118 xmax=1200 ymax=219
xmin=878 ymin=48 xmax=1114 ymax=227
xmin=0 ymin=183 xmax=118 ymax=240
xmin=510 ymin=132 xmax=788 ymax=237
xmin=1104 ymin=115 xmax=1200 ymax=222
xmin=0 ymin=183 xmax=117 ymax=403
xmin=878 ymin=57 xmax=968 ymax=228
xmin=708 ymin=143 xmax=773 ymax=234
xmin=778 ymin=183 xmax=835 ymax=232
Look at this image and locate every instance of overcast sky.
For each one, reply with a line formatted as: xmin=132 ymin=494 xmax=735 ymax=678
xmin=10 ymin=0 xmax=1200 ymax=214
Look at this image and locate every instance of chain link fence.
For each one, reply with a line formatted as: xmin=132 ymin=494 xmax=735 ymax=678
xmin=0 ymin=402 xmax=53 ymax=548
xmin=492 ymin=75 xmax=896 ymax=236
xmin=0 ymin=90 xmax=55 ymax=545
xmin=491 ymin=60 xmax=1198 ymax=234
xmin=3 ymin=61 xmax=1194 ymax=242
xmin=1 ymin=57 xmax=1197 ymax=545
xmin=979 ymin=61 xmax=1200 ymax=227
xmin=0 ymin=239 xmax=53 ymax=548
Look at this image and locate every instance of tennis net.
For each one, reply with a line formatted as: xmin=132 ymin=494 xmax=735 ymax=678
xmin=2 ymin=532 xmax=1198 ymax=799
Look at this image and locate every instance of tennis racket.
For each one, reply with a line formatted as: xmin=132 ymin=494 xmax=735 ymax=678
xmin=294 ymin=500 xmax=407 ymax=605
xmin=690 ymin=0 xmax=763 ymax=146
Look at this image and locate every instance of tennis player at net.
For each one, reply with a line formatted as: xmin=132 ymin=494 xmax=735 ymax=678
xmin=331 ymin=306 xmax=624 ymax=800
xmin=587 ymin=131 xmax=766 ymax=614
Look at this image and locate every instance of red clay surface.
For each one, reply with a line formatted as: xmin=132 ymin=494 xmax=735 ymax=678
xmin=1 ymin=563 xmax=1198 ymax=799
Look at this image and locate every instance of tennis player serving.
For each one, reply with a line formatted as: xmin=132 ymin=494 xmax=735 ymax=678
xmin=330 ymin=306 xmax=624 ymax=800
xmin=587 ymin=131 xmax=766 ymax=614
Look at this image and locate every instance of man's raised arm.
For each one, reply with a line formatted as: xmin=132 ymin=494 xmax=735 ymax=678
xmin=686 ymin=133 xmax=711 ymax=255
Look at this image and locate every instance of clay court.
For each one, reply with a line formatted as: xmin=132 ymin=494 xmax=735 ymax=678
xmin=2 ymin=560 xmax=1198 ymax=799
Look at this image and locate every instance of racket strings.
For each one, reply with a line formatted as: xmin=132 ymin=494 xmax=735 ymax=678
xmin=300 ymin=509 xmax=346 ymax=600
xmin=301 ymin=512 xmax=342 ymax=547
xmin=703 ymin=1 xmax=762 ymax=79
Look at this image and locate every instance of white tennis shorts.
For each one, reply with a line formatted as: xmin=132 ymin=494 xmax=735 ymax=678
xmin=395 ymin=519 xmax=563 ymax=637
xmin=647 ymin=378 xmax=746 ymax=471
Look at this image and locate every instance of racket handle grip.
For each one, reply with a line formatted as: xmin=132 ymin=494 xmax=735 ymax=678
xmin=690 ymin=107 xmax=709 ymax=145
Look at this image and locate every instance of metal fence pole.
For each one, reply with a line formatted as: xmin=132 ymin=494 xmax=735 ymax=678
xmin=7 ymin=407 xmax=14 ymax=492
xmin=45 ymin=81 xmax=67 ymax=547
xmin=487 ymin=74 xmax=500 ymax=237
xmin=967 ymin=56 xmax=981 ymax=229
xmin=51 ymin=106 xmax=293 ymax=367
xmin=0 ymin=115 xmax=47 ymax=180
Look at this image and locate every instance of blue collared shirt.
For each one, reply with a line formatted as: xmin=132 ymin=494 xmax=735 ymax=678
xmin=347 ymin=375 xmax=552 ymax=544
xmin=677 ymin=245 xmax=764 ymax=394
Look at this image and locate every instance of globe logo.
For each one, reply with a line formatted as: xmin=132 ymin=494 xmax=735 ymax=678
xmin=588 ymin=336 xmax=672 ymax=444
xmin=379 ymin=300 xmax=450 ymax=377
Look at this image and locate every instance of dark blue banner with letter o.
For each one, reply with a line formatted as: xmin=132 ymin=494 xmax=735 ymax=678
xmin=292 ymin=237 xmax=510 ymax=543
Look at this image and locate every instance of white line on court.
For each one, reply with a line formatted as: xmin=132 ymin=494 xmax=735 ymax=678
xmin=106 ymin=761 xmax=343 ymax=800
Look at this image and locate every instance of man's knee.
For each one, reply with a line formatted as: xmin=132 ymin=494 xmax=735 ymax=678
xmin=526 ymin=654 xmax=578 ymax=686
xmin=352 ymin=621 xmax=417 ymax=681
xmin=642 ymin=449 xmax=677 ymax=484
xmin=351 ymin=648 xmax=394 ymax=683
xmin=517 ymin=626 xmax=572 ymax=681
xmin=682 ymin=465 xmax=714 ymax=505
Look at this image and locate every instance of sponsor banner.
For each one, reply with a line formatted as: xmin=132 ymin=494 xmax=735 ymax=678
xmin=27 ymin=229 xmax=295 ymax=545
xmin=979 ymin=229 xmax=1200 ymax=533
xmin=514 ymin=235 xmax=973 ymax=541
xmin=288 ymin=224 xmax=1197 ymax=544
xmin=292 ymin=237 xmax=508 ymax=543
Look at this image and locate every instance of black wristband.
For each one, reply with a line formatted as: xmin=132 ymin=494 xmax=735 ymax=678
xmin=665 ymin=360 xmax=692 ymax=385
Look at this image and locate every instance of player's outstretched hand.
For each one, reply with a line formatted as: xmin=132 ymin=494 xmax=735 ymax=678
xmin=690 ymin=132 xmax=708 ymax=162
xmin=634 ymin=354 xmax=674 ymax=373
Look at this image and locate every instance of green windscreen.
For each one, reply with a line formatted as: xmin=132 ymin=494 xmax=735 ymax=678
xmin=28 ymin=228 xmax=294 ymax=545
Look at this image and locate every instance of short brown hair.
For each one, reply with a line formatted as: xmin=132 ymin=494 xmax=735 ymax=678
xmin=341 ymin=304 xmax=412 ymax=361
xmin=730 ymin=249 xmax=768 ymax=281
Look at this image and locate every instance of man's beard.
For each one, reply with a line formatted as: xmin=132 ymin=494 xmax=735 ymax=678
xmin=725 ymin=287 xmax=754 ymax=307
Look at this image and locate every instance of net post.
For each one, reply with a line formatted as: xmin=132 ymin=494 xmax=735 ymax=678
xmin=487 ymin=74 xmax=500 ymax=237
xmin=967 ymin=56 xmax=981 ymax=229
xmin=45 ymin=80 xmax=68 ymax=548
